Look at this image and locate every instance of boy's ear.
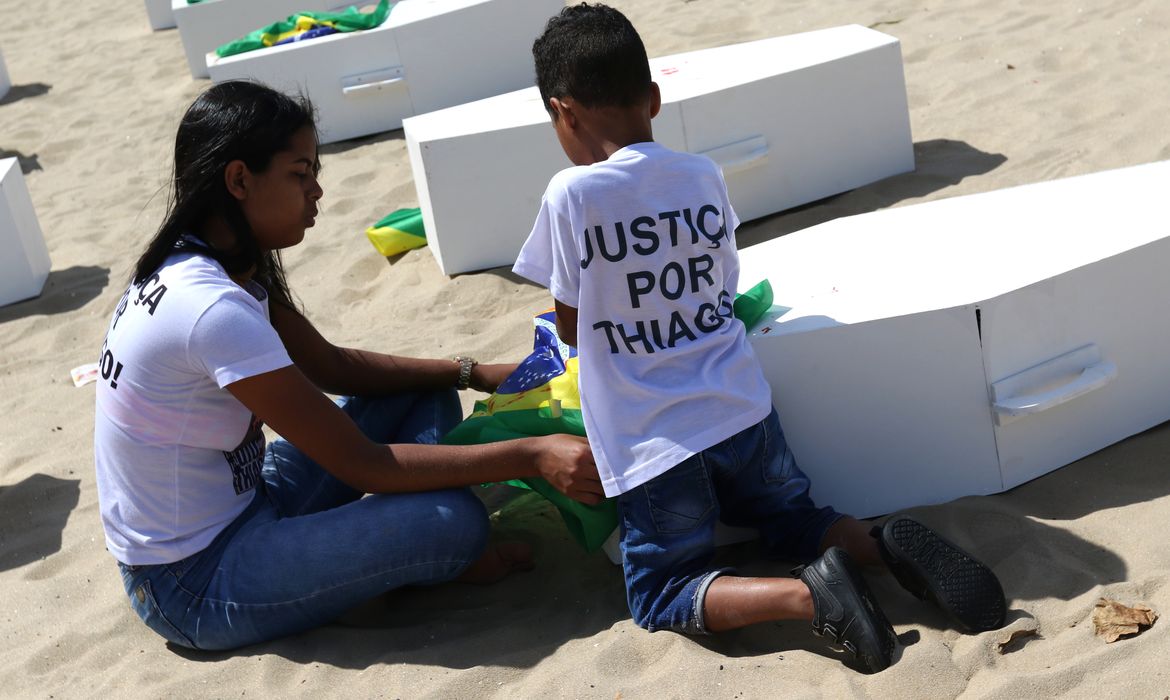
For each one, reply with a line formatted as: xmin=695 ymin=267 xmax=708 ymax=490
xmin=649 ymin=82 xmax=662 ymax=119
xmin=549 ymin=97 xmax=578 ymax=129
xmin=224 ymin=160 xmax=249 ymax=201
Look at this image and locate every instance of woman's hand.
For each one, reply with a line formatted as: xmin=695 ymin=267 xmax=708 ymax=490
xmin=468 ymin=363 xmax=518 ymax=394
xmin=531 ymin=434 xmax=604 ymax=505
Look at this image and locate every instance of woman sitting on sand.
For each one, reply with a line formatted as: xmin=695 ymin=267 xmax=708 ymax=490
xmin=93 ymin=81 xmax=602 ymax=651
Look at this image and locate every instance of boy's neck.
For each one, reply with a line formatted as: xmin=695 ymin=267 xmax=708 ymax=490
xmin=552 ymin=83 xmax=662 ymax=165
xmin=576 ymin=105 xmax=656 ymax=163
xmin=595 ymin=135 xmax=654 ymax=162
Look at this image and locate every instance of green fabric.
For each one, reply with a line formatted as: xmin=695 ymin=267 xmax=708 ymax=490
xmin=733 ymin=278 xmax=775 ymax=330
xmin=444 ymin=280 xmax=775 ymax=553
xmin=366 ymin=207 xmax=427 ymax=257
xmin=215 ymin=0 xmax=392 ymax=58
xmin=370 ymin=207 xmax=425 ymax=235
xmin=444 ymin=400 xmax=613 ymax=551
xmin=504 ymin=478 xmax=618 ymax=552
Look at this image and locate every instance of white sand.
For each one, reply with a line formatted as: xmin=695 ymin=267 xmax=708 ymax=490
xmin=2 ymin=0 xmax=1169 ymax=696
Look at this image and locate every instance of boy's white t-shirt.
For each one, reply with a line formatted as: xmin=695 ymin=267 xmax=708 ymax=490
xmin=94 ymin=252 xmax=293 ymax=565
xmin=513 ymin=142 xmax=772 ymax=497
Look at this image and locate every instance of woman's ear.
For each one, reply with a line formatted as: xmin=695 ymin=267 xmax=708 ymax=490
xmin=224 ymin=160 xmax=249 ymax=201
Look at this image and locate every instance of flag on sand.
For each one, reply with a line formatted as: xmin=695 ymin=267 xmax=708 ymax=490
xmin=366 ymin=207 xmax=428 ymax=257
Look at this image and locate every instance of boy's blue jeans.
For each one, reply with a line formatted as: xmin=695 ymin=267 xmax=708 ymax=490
xmin=617 ymin=407 xmax=843 ymax=635
xmin=117 ymin=390 xmax=489 ymax=651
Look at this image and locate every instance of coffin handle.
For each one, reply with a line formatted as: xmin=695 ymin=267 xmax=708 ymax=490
xmin=992 ymin=360 xmax=1117 ymax=422
xmin=341 ymin=67 xmax=406 ymax=96
xmin=698 ymin=135 xmax=769 ymax=174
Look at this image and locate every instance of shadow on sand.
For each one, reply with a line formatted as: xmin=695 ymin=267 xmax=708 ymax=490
xmin=0 ymin=82 xmax=52 ymax=107
xmin=0 ymin=148 xmax=42 ymax=174
xmin=738 ymin=138 xmax=1008 ymax=248
xmin=0 ymin=474 xmax=81 ymax=573
xmin=0 ymin=265 xmax=110 ymax=324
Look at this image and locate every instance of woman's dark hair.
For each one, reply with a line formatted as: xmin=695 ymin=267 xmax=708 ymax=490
xmin=133 ymin=81 xmax=317 ymax=308
xmin=532 ymin=3 xmax=651 ymax=114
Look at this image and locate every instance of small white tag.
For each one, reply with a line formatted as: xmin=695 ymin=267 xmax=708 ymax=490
xmin=70 ymin=362 xmax=100 ymax=388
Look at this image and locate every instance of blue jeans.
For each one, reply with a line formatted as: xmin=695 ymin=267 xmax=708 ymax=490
xmin=118 ymin=389 xmax=489 ymax=651
xmin=617 ymin=407 xmax=843 ymax=635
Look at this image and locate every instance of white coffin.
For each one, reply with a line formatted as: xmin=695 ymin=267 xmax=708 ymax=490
xmin=0 ymin=158 xmax=51 ymax=307
xmin=144 ymin=0 xmax=175 ymax=31
xmin=738 ymin=160 xmax=1170 ymax=518
xmin=173 ymin=0 xmax=341 ymax=78
xmin=207 ymin=0 xmax=564 ymax=144
xmin=0 ymin=47 xmax=10 ymax=100
xmin=404 ymin=24 xmax=914 ymax=275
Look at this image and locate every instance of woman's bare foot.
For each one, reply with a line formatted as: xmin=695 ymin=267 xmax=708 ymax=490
xmin=456 ymin=541 xmax=535 ymax=584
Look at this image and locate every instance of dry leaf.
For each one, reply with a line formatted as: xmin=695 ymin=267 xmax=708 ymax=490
xmin=1092 ymin=598 xmax=1158 ymax=643
xmin=995 ymin=626 xmax=1038 ymax=653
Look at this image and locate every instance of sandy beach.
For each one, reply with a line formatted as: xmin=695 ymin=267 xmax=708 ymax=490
xmin=2 ymin=0 xmax=1170 ymax=696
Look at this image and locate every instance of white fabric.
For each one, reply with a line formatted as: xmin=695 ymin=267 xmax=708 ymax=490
xmin=94 ymin=253 xmax=293 ymax=565
xmin=514 ymin=142 xmax=772 ymax=497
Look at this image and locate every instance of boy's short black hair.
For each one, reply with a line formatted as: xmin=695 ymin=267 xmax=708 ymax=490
xmin=532 ymin=3 xmax=652 ymax=113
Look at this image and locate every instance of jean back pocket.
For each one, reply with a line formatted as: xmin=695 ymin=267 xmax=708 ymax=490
xmin=643 ymin=457 xmax=716 ymax=534
xmin=127 ymin=578 xmax=196 ymax=649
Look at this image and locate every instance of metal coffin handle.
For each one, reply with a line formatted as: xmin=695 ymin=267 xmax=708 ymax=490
xmin=697 ymin=135 xmax=769 ymax=174
xmin=341 ymin=66 xmax=406 ymax=96
xmin=990 ymin=343 xmax=1118 ymax=426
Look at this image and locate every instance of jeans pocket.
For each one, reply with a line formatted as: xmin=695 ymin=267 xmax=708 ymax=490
xmin=760 ymin=412 xmax=797 ymax=484
xmin=644 ymin=458 xmax=715 ymax=534
xmin=128 ymin=578 xmax=196 ymax=649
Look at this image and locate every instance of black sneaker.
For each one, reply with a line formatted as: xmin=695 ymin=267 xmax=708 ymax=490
xmin=873 ymin=515 xmax=1007 ymax=633
xmin=796 ymin=546 xmax=896 ymax=673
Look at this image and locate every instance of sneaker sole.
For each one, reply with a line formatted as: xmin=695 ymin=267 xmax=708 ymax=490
xmin=882 ymin=516 xmax=1006 ymax=632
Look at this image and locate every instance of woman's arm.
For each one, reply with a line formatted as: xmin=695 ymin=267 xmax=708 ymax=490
xmin=270 ymin=301 xmax=515 ymax=395
xmin=227 ymin=364 xmax=603 ymax=502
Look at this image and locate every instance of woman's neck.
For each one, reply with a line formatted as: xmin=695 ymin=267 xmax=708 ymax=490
xmin=198 ymin=215 xmax=257 ymax=284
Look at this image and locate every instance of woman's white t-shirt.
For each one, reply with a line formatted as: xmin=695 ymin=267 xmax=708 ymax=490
xmin=93 ymin=252 xmax=292 ymax=565
xmin=513 ymin=142 xmax=772 ymax=497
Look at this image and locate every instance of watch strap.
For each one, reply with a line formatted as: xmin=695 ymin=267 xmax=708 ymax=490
xmin=453 ymin=356 xmax=477 ymax=390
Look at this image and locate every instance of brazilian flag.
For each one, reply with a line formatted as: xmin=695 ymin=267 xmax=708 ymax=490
xmin=366 ymin=207 xmax=427 ymax=257
xmin=216 ymin=0 xmax=393 ymax=58
xmin=443 ymin=280 xmax=775 ymax=552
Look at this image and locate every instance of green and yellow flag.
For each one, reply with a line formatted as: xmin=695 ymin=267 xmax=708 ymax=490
xmin=216 ymin=0 xmax=393 ymax=58
xmin=443 ymin=280 xmax=775 ymax=552
xmin=366 ymin=207 xmax=428 ymax=257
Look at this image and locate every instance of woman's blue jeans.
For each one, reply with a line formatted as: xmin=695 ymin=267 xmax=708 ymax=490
xmin=117 ymin=389 xmax=489 ymax=651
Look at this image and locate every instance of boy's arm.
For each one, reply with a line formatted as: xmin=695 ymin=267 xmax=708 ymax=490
xmin=554 ymin=299 xmax=578 ymax=347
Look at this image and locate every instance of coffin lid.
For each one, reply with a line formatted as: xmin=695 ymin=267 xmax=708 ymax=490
xmin=739 ymin=159 xmax=1170 ymax=332
xmin=403 ymin=24 xmax=898 ymax=140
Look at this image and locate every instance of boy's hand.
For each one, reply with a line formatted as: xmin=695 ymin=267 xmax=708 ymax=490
xmin=533 ymin=434 xmax=604 ymax=505
xmin=469 ymin=363 xmax=517 ymax=393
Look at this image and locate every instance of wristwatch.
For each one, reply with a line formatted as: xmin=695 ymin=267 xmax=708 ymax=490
xmin=453 ymin=356 xmax=478 ymax=390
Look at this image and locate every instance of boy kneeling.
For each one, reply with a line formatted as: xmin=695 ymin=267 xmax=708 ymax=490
xmin=514 ymin=3 xmax=1007 ymax=673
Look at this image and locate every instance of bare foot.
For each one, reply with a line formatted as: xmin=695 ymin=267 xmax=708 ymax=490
xmin=456 ymin=541 xmax=535 ymax=584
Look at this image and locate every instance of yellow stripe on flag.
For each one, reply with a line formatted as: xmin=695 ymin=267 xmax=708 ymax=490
xmin=365 ymin=226 xmax=427 ymax=257
xmin=473 ymin=358 xmax=582 ymax=415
